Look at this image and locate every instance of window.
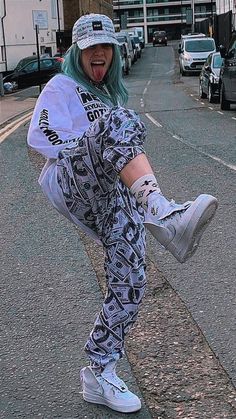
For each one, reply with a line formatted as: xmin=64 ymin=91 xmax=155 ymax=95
xmin=185 ymin=39 xmax=215 ymax=53
xmin=1 ymin=46 xmax=6 ymax=62
xmin=51 ymin=0 xmax=57 ymax=19
xmin=24 ymin=61 xmax=38 ymax=72
xmin=41 ymin=59 xmax=53 ymax=69
xmin=213 ymin=55 xmax=223 ymax=68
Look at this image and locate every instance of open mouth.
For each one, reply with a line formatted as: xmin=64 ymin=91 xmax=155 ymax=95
xmin=91 ymin=61 xmax=106 ymax=82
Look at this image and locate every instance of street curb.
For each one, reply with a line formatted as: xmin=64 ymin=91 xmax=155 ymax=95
xmin=0 ymin=110 xmax=33 ymax=144
xmin=0 ymin=107 xmax=34 ymax=131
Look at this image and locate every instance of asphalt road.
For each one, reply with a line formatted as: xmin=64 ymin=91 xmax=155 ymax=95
xmin=126 ymin=43 xmax=236 ymax=385
xmin=0 ymin=123 xmax=151 ymax=418
xmin=1 ymin=42 xmax=236 ymax=418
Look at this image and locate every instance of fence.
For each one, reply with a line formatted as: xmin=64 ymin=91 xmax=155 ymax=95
xmin=195 ymin=11 xmax=232 ymax=48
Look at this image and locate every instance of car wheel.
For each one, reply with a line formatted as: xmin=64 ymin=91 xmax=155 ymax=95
xmin=199 ymin=81 xmax=207 ymax=98
xmin=208 ymin=83 xmax=214 ymax=103
xmin=220 ymin=84 xmax=230 ymax=110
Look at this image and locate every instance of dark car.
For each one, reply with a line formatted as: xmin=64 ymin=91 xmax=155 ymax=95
xmin=130 ymin=35 xmax=142 ymax=58
xmin=3 ymin=57 xmax=62 ymax=89
xmin=153 ymin=31 xmax=167 ymax=46
xmin=199 ymin=52 xmax=223 ymax=102
xmin=119 ymin=43 xmax=130 ymax=75
xmin=219 ymin=34 xmax=236 ymax=110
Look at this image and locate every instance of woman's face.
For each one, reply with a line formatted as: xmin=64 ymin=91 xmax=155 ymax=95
xmin=81 ymin=43 xmax=113 ymax=83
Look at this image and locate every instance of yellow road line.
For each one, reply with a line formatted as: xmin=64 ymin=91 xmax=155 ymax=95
xmin=0 ymin=111 xmax=33 ymax=144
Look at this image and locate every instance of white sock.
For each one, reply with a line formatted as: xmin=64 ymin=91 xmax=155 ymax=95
xmin=130 ymin=174 xmax=170 ymax=212
xmin=90 ymin=362 xmax=103 ymax=376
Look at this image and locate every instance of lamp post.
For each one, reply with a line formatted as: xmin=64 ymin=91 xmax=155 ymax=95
xmin=191 ymin=0 xmax=195 ymax=32
xmin=56 ymin=0 xmax=62 ymax=56
xmin=117 ymin=0 xmax=121 ymax=29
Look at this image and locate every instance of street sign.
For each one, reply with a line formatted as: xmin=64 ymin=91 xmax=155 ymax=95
xmin=186 ymin=8 xmax=193 ymax=25
xmin=32 ymin=10 xmax=48 ymax=29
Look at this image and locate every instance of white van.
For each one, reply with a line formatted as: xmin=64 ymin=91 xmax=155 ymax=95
xmin=129 ymin=27 xmax=145 ymax=49
xmin=115 ymin=32 xmax=135 ymax=65
xmin=178 ymin=37 xmax=216 ymax=76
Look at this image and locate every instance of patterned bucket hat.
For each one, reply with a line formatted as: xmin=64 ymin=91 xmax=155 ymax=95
xmin=72 ymin=14 xmax=120 ymax=50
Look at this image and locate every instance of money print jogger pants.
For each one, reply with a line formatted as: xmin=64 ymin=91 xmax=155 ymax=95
xmin=57 ymin=107 xmax=147 ymax=367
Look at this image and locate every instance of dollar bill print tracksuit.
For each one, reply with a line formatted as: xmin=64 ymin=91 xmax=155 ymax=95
xmin=27 ymin=74 xmax=147 ymax=367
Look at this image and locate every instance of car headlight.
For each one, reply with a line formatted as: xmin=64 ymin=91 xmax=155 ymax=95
xmin=183 ymin=52 xmax=192 ymax=62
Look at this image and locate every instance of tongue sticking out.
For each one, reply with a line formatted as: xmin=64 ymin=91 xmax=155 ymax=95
xmin=92 ymin=65 xmax=106 ymax=82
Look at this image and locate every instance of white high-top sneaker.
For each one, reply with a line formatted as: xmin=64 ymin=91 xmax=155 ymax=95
xmin=80 ymin=361 xmax=141 ymax=413
xmin=144 ymin=193 xmax=218 ymax=263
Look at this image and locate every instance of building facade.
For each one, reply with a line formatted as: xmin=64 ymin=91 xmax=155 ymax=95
xmin=0 ymin=0 xmax=64 ymax=72
xmin=113 ymin=0 xmax=216 ymax=43
xmin=59 ymin=0 xmax=113 ymax=51
xmin=0 ymin=0 xmax=114 ymax=73
xmin=63 ymin=0 xmax=113 ymax=30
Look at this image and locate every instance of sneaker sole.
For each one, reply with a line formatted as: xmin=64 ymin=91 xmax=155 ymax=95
xmin=145 ymin=194 xmax=218 ymax=263
xmin=83 ymin=390 xmax=142 ymax=413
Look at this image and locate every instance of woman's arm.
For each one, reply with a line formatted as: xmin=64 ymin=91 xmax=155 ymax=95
xmin=27 ymin=79 xmax=87 ymax=159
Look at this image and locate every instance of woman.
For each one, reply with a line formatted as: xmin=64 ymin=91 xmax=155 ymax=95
xmin=27 ymin=13 xmax=218 ymax=414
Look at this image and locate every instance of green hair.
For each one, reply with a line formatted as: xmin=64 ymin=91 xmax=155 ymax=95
xmin=62 ymin=43 xmax=128 ymax=106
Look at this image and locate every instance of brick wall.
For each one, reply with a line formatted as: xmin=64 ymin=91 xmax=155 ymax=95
xmin=63 ymin=0 xmax=113 ymax=30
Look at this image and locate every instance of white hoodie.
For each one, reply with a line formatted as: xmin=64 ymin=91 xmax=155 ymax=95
xmin=27 ymin=74 xmax=110 ymax=241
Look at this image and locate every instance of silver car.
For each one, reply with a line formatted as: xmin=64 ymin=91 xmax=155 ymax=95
xmin=178 ymin=37 xmax=216 ymax=76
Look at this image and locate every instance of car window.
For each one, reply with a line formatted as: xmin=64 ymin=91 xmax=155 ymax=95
xmin=41 ymin=59 xmax=54 ymax=69
xmin=24 ymin=61 xmax=38 ymax=72
xmin=213 ymin=55 xmax=223 ymax=68
xmin=15 ymin=56 xmax=36 ymax=71
xmin=185 ymin=39 xmax=215 ymax=52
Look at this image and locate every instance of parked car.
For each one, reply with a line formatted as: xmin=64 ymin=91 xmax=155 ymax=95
xmin=116 ymin=32 xmax=135 ymax=64
xmin=131 ymin=27 xmax=145 ymax=49
xmin=178 ymin=33 xmax=206 ymax=54
xmin=219 ymin=33 xmax=236 ymax=110
xmin=178 ymin=37 xmax=216 ymax=76
xmin=153 ymin=31 xmax=168 ymax=46
xmin=130 ymin=35 xmax=142 ymax=58
xmin=130 ymin=38 xmax=138 ymax=62
xmin=199 ymin=52 xmax=223 ymax=102
xmin=14 ymin=55 xmax=40 ymax=72
xmin=119 ymin=42 xmax=130 ymax=75
xmin=3 ymin=56 xmax=62 ymax=89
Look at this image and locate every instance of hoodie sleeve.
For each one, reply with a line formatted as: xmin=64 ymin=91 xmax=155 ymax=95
xmin=27 ymin=78 xmax=87 ymax=159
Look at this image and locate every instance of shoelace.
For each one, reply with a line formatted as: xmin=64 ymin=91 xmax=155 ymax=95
xmin=101 ymin=370 xmax=127 ymax=391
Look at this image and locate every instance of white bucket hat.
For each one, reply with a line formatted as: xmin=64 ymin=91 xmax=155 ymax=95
xmin=72 ymin=14 xmax=120 ymax=50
